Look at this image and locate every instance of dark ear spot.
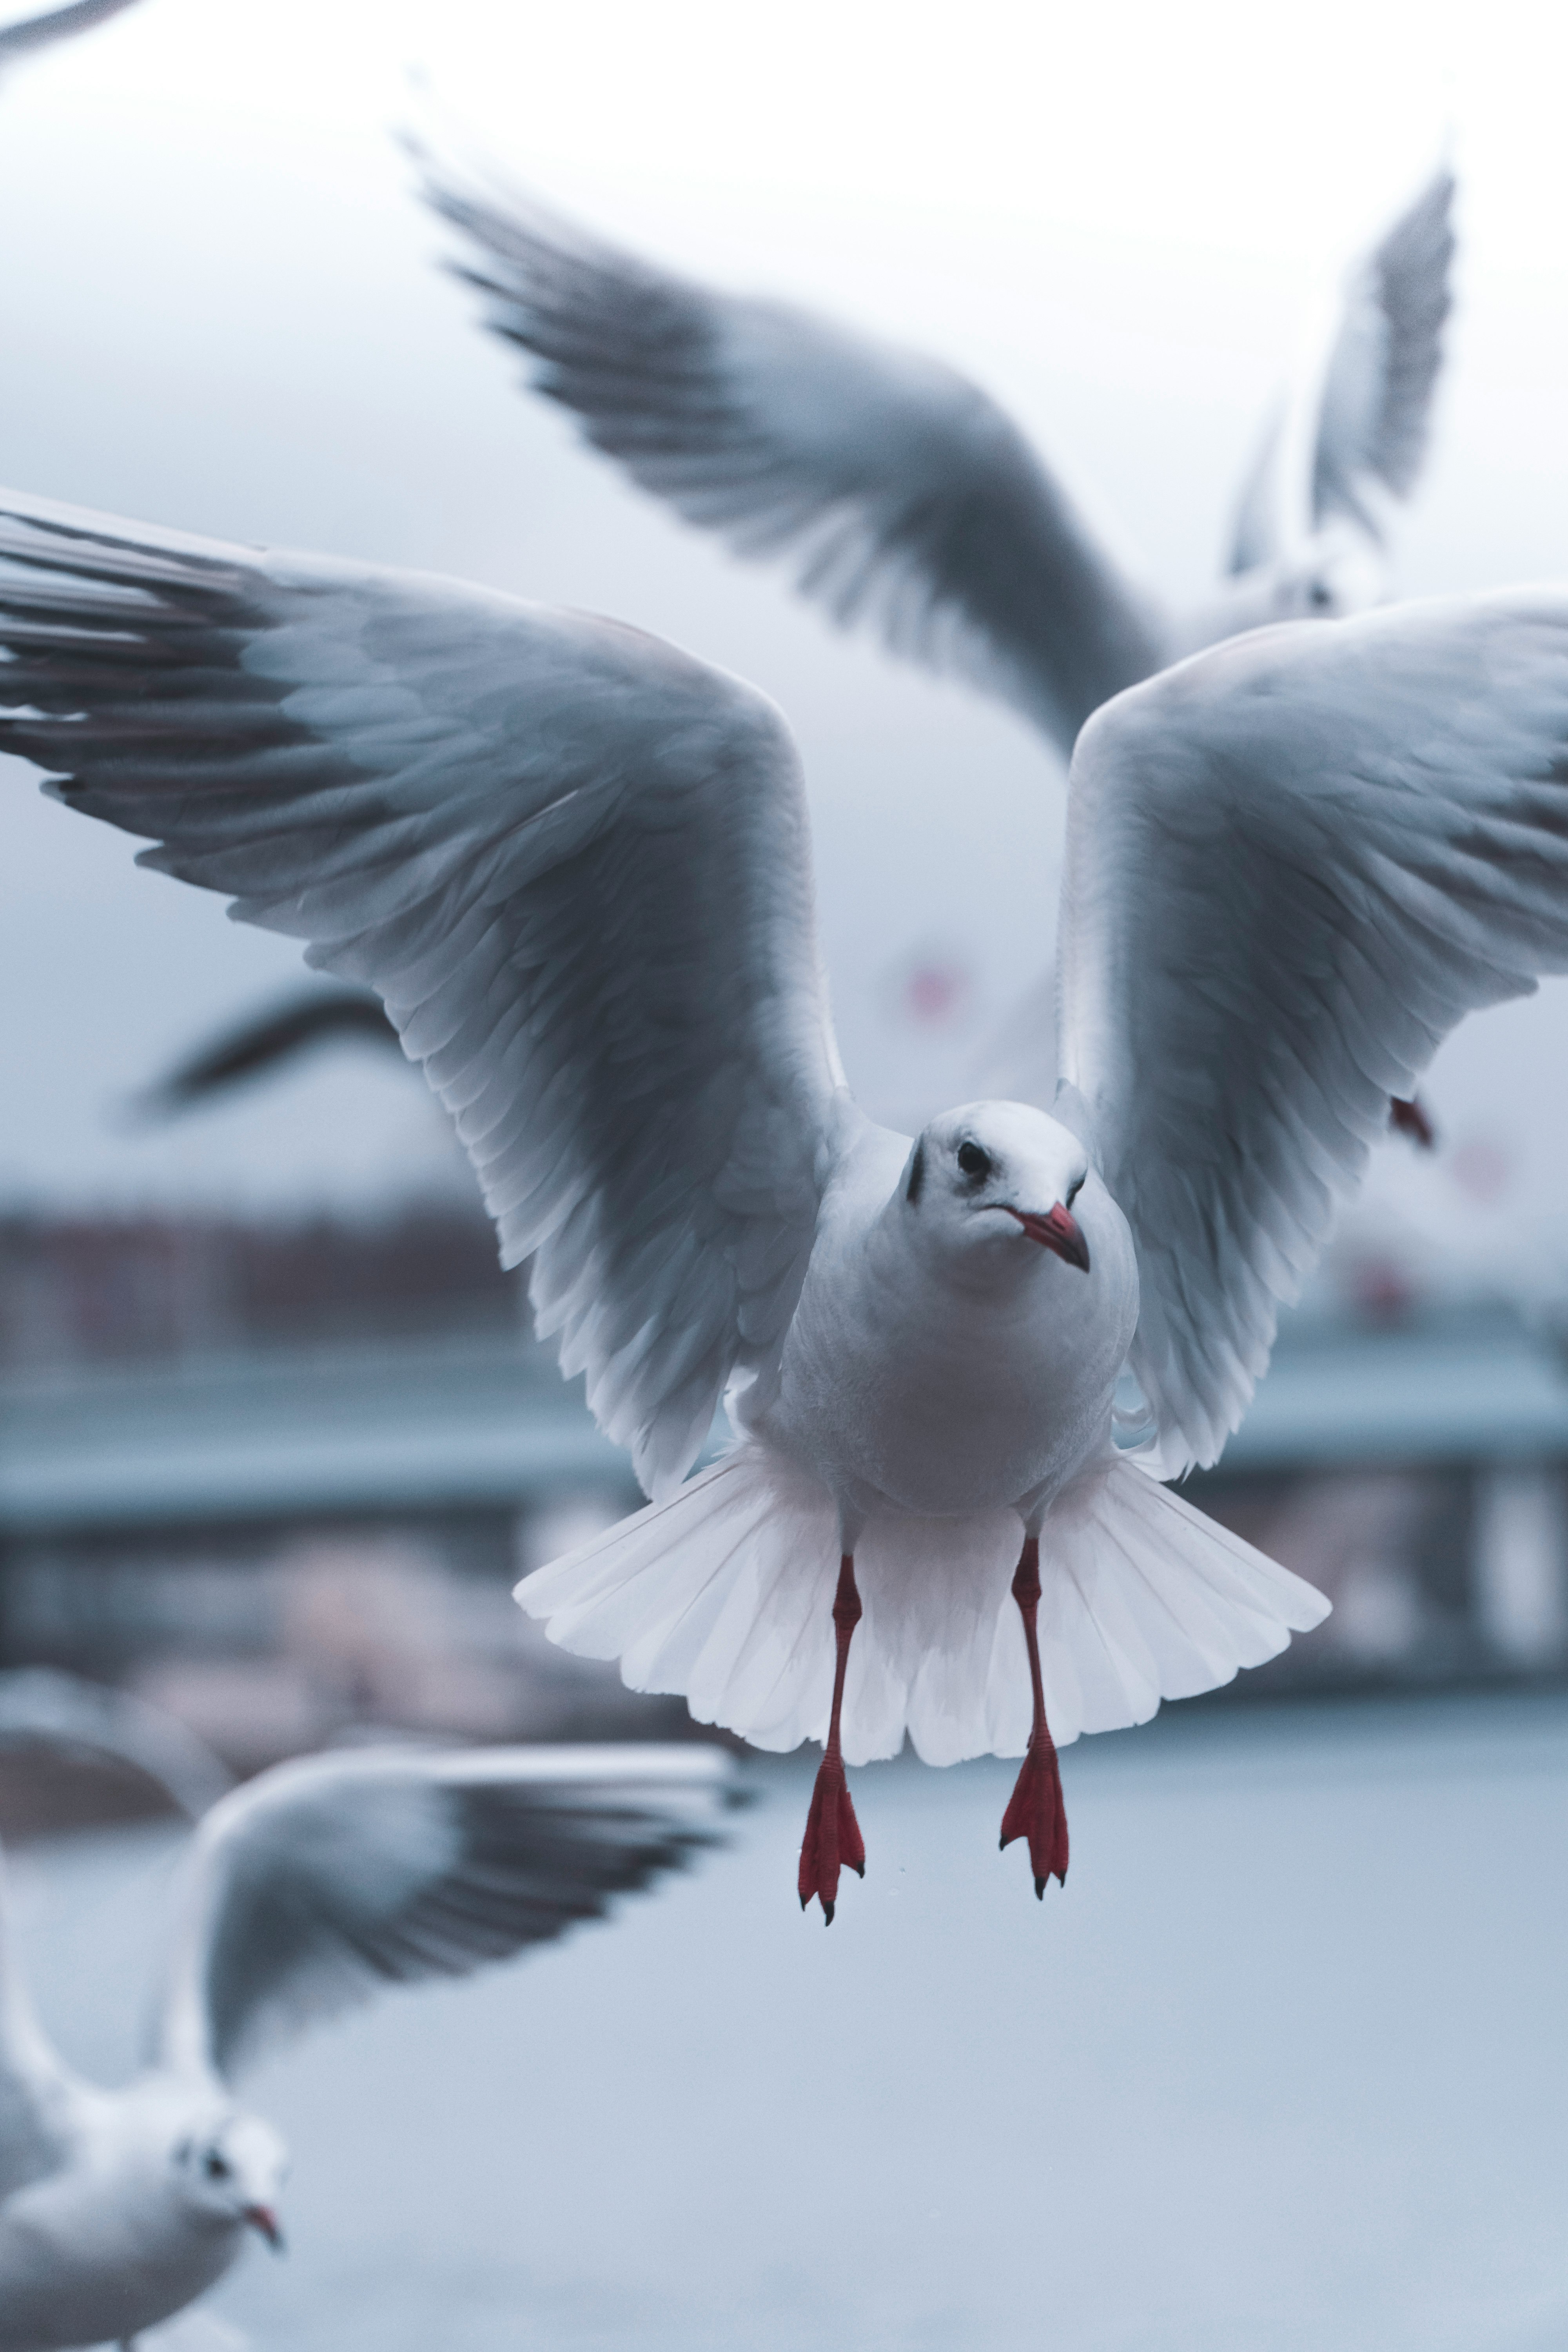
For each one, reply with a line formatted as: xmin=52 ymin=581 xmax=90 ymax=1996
xmin=906 ymin=1140 xmax=926 ymax=1205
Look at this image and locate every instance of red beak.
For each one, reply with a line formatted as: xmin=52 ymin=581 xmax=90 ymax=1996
xmin=244 ymin=2205 xmax=285 ymax=2252
xmin=1006 ymin=1203 xmax=1091 ymax=1272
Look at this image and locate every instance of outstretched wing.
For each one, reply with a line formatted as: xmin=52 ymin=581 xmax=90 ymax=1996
xmin=155 ymin=1744 xmax=738 ymax=2082
xmin=416 ymin=154 xmax=1165 ymax=752
xmin=0 ymin=490 xmax=847 ymax=1497
xmin=1312 ymin=167 xmax=1455 ymax=541
xmin=1056 ymin=590 xmax=1568 ymax=1474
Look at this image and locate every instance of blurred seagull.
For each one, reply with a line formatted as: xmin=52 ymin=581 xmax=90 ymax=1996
xmin=0 ymin=1741 xmax=732 ymax=2351
xmin=414 ymin=148 xmax=1454 ymax=755
xmin=2 ymin=493 xmax=1566 ymax=1924
xmin=414 ymin=147 xmax=1454 ymax=1145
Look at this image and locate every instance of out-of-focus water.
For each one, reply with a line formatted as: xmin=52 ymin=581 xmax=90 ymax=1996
xmin=13 ymin=1692 xmax=1568 ymax=2352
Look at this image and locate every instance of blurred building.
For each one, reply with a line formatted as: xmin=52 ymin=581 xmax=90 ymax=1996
xmin=0 ymin=1208 xmax=663 ymax=1768
xmin=2 ymin=1211 xmax=1567 ymax=1773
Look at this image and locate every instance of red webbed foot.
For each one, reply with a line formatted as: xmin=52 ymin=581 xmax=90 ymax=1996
xmin=1000 ymin=1738 xmax=1069 ymax=1897
xmin=798 ymin=1748 xmax=865 ymax=1924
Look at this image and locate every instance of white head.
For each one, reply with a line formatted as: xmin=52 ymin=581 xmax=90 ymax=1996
xmin=171 ymin=2106 xmax=289 ymax=2250
xmin=900 ymin=1102 xmax=1094 ymax=1278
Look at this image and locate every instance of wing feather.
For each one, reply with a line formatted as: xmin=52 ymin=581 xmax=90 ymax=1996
xmin=1058 ymin=591 xmax=1568 ymax=1473
xmin=156 ymin=1745 xmax=738 ymax=2083
xmin=0 ymin=490 xmax=847 ymax=1497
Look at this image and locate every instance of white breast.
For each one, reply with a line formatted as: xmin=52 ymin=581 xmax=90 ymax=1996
xmin=756 ymin=1147 xmax=1139 ymax=1523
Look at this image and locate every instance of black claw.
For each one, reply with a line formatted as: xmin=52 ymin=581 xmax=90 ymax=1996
xmin=1034 ymin=1877 xmax=1046 ymax=1899
xmin=822 ymin=1899 xmax=836 ymax=1926
xmin=799 ymin=1893 xmax=809 ymax=1911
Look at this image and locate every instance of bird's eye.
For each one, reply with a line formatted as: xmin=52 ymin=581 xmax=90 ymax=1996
xmin=956 ymin=1141 xmax=991 ymax=1180
xmin=205 ymin=2152 xmax=232 ymax=2181
xmin=1065 ymin=1175 xmax=1084 ymax=1207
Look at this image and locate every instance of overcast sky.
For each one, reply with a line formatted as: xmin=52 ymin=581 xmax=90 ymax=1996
xmin=4 ymin=0 xmax=1568 ymax=1301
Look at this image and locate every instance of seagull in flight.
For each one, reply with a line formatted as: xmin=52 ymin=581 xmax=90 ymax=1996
xmin=0 ymin=1740 xmax=732 ymax=2351
xmin=125 ymin=984 xmax=403 ymax=1122
xmin=1 ymin=490 xmax=1564 ymax=1924
xmin=415 ymin=149 xmax=1454 ymax=758
xmin=414 ymin=147 xmax=1455 ymax=1137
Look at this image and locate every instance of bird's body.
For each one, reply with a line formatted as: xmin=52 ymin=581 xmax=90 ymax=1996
xmin=0 ymin=1744 xmax=732 ymax=2346
xmin=751 ymin=1107 xmax=1135 ymax=1528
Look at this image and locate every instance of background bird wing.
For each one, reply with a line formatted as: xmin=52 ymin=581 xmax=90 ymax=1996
xmin=416 ymin=155 xmax=1166 ymax=752
xmin=1310 ymin=166 xmax=1456 ymax=541
xmin=0 ymin=490 xmax=847 ymax=1497
xmin=155 ymin=1744 xmax=737 ymax=2083
xmin=1056 ymin=590 xmax=1568 ymax=1474
xmin=129 ymin=985 xmax=403 ymax=1122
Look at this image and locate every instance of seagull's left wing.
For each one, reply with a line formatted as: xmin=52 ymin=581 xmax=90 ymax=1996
xmin=0 ymin=490 xmax=848 ymax=1497
xmin=155 ymin=1744 xmax=737 ymax=2083
xmin=1311 ymin=167 xmax=1456 ymax=542
xmin=1056 ymin=590 xmax=1568 ymax=1474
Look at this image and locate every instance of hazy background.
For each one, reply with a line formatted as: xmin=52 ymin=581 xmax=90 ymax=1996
xmin=2 ymin=0 xmax=1567 ymax=1300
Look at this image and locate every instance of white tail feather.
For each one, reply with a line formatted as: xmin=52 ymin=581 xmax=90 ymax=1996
xmin=515 ymin=1444 xmax=1329 ymax=1767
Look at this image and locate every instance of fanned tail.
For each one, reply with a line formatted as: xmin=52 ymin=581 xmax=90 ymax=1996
xmin=515 ymin=1444 xmax=1329 ymax=1766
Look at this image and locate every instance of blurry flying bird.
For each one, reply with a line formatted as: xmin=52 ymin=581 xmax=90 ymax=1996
xmin=3 ymin=491 xmax=1566 ymax=1923
xmin=413 ymin=147 xmax=1454 ymax=1139
xmin=0 ymin=1741 xmax=733 ymax=2351
xmin=414 ymin=148 xmax=1454 ymax=756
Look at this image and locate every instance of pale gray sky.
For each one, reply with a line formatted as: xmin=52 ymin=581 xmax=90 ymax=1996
xmin=4 ymin=0 xmax=1568 ymax=1298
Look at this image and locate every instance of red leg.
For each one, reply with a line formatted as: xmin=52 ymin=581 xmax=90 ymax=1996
xmin=999 ymin=1536 xmax=1069 ymax=1897
xmin=797 ymin=1555 xmax=866 ymax=1924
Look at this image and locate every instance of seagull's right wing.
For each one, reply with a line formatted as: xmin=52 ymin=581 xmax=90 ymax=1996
xmin=0 ymin=490 xmax=848 ymax=1497
xmin=1056 ymin=590 xmax=1568 ymax=1477
xmin=417 ymin=158 xmax=1165 ymax=752
xmin=1311 ymin=167 xmax=1456 ymax=542
xmin=155 ymin=1744 xmax=737 ymax=2083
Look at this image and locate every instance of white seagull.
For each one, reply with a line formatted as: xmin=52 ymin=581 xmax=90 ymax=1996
xmin=416 ymin=150 xmax=1455 ymax=757
xmin=0 ymin=1740 xmax=733 ymax=2351
xmin=2 ymin=491 xmax=1566 ymax=1922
